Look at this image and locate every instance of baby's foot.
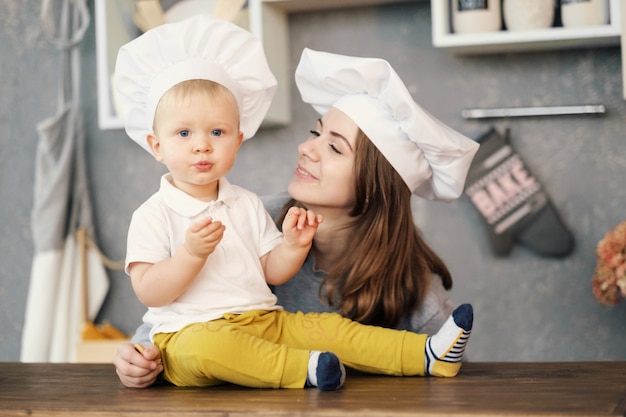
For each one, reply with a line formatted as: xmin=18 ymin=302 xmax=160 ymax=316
xmin=306 ymin=351 xmax=346 ymax=391
xmin=425 ymin=303 xmax=473 ymax=377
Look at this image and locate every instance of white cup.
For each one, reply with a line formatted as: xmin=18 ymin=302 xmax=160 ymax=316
xmin=503 ymin=0 xmax=555 ymax=31
xmin=561 ymin=0 xmax=609 ymax=27
xmin=452 ymin=0 xmax=502 ymax=34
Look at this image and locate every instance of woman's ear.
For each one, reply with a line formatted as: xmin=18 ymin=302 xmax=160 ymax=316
xmin=146 ymin=133 xmax=164 ymax=162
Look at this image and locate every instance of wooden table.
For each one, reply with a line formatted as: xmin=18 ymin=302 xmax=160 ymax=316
xmin=0 ymin=361 xmax=624 ymax=416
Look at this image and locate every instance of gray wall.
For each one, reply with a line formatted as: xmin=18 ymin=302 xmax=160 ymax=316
xmin=2 ymin=0 xmax=625 ymax=362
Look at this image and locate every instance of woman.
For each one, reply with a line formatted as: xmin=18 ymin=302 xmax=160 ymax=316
xmin=114 ymin=48 xmax=479 ymax=388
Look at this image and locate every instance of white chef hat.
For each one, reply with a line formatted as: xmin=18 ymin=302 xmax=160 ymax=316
xmin=295 ymin=48 xmax=479 ymax=202
xmin=113 ymin=15 xmax=277 ymax=153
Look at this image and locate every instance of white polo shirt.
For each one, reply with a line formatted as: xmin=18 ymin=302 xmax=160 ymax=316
xmin=126 ymin=174 xmax=283 ymax=340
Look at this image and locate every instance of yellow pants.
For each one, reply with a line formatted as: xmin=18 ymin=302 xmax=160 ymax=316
xmin=153 ymin=309 xmax=427 ymax=388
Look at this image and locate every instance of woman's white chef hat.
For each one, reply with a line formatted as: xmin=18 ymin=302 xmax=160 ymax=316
xmin=113 ymin=15 xmax=277 ymax=153
xmin=295 ymin=48 xmax=479 ymax=202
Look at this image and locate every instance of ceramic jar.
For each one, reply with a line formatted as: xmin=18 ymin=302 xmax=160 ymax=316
xmin=561 ymin=0 xmax=609 ymax=27
xmin=503 ymin=0 xmax=555 ymax=31
xmin=452 ymin=0 xmax=502 ymax=34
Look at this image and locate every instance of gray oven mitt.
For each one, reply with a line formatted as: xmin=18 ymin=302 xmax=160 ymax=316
xmin=464 ymin=127 xmax=574 ymax=257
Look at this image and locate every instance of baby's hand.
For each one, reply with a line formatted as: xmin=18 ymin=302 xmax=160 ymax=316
xmin=282 ymin=207 xmax=323 ymax=248
xmin=185 ymin=217 xmax=225 ymax=259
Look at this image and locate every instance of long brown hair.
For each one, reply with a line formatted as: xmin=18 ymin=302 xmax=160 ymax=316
xmin=279 ymin=130 xmax=452 ymax=328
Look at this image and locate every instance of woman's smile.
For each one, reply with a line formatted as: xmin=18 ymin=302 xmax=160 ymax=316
xmin=295 ymin=164 xmax=316 ymax=180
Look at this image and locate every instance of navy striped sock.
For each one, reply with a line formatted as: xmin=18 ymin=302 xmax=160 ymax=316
xmin=425 ymin=303 xmax=473 ymax=377
xmin=306 ymin=351 xmax=346 ymax=391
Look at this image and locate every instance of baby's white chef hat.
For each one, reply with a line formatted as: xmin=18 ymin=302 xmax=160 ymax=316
xmin=295 ymin=48 xmax=479 ymax=202
xmin=114 ymin=15 xmax=277 ymax=153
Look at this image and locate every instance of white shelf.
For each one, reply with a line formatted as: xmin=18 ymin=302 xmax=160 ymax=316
xmin=95 ymin=0 xmax=292 ymax=131
xmin=623 ymin=0 xmax=626 ymax=99
xmin=431 ymin=0 xmax=621 ymax=54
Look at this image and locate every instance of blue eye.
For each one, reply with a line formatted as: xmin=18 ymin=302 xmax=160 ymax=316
xmin=178 ymin=129 xmax=190 ymax=138
xmin=212 ymin=129 xmax=223 ymax=137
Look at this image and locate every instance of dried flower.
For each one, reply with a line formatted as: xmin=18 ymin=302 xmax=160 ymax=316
xmin=592 ymin=221 xmax=626 ymax=305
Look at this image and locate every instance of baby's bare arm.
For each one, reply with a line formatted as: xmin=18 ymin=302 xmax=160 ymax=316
xmin=130 ymin=217 xmax=225 ymax=307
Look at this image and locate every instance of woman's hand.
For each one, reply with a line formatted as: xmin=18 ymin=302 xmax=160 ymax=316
xmin=113 ymin=343 xmax=163 ymax=388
